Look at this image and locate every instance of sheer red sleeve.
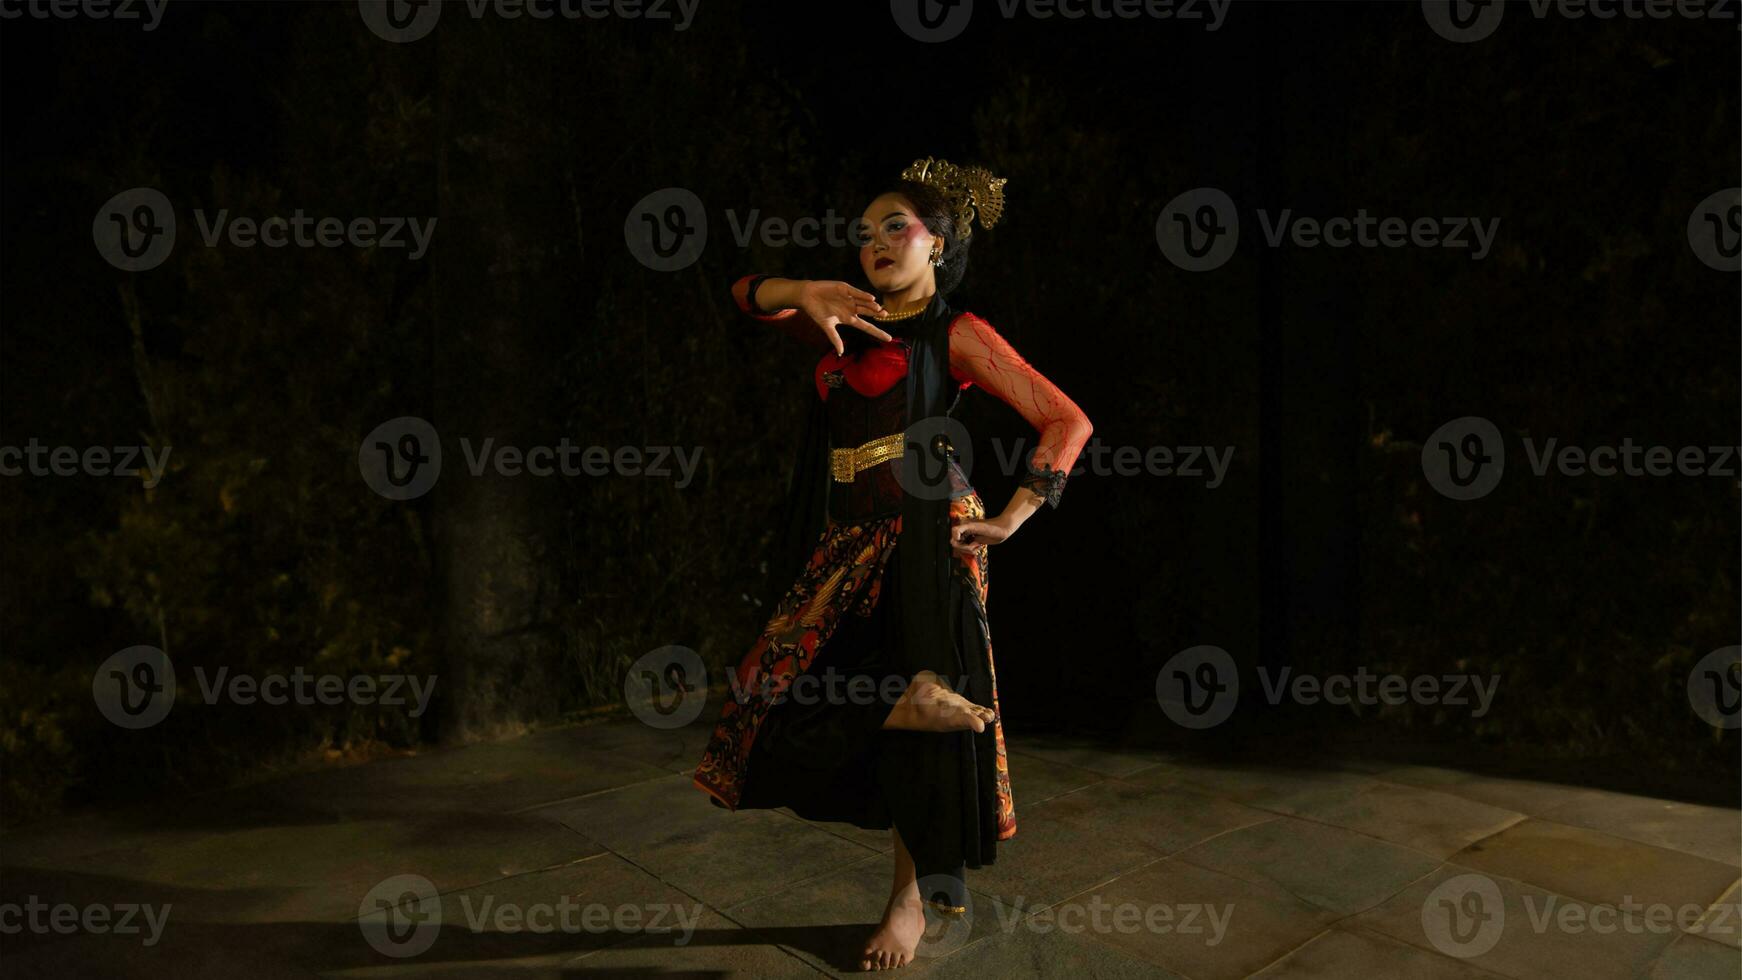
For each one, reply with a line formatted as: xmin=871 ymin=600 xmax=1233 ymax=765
xmin=948 ymin=312 xmax=1093 ymax=508
xmin=731 ymin=275 xmax=830 ymax=352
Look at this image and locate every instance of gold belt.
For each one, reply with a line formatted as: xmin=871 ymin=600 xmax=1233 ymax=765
xmin=830 ymin=432 xmax=905 ymax=483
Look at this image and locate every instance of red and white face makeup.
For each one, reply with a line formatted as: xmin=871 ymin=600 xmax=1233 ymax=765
xmin=858 ymin=193 xmax=940 ymax=297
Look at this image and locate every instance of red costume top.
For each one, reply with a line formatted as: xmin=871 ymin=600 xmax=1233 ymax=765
xmin=730 ymin=275 xmax=1093 ymax=502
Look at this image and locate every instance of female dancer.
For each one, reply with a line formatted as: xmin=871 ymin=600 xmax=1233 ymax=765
xmin=692 ymin=158 xmax=1092 ymax=971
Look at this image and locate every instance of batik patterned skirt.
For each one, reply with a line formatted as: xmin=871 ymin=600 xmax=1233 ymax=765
xmin=693 ymin=490 xmax=1017 ymax=847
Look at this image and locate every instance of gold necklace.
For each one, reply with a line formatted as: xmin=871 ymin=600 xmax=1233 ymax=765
xmin=876 ymin=302 xmax=930 ymax=321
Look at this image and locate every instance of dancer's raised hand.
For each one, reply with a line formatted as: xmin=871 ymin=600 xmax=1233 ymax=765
xmin=796 ymin=280 xmax=893 ymax=355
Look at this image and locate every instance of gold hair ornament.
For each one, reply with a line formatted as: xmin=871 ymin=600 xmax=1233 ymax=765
xmin=900 ymin=156 xmax=1008 ymax=242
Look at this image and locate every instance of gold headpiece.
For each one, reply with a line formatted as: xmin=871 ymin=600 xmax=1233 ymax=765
xmin=900 ymin=156 xmax=1008 ymax=241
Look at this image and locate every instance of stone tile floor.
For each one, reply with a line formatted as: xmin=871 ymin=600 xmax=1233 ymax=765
xmin=0 ymin=715 xmax=1736 ymax=978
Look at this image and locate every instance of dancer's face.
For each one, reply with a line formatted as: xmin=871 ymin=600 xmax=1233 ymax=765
xmin=858 ymin=193 xmax=940 ymax=295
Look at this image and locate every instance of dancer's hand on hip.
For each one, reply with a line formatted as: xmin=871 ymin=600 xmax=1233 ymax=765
xmin=950 ymin=515 xmax=1011 ymax=554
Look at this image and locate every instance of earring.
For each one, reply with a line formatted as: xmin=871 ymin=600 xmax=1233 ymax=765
xmin=930 ymin=246 xmax=943 ymax=267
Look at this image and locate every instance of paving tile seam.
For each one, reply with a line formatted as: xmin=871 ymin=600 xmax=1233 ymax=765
xmin=506 ymin=770 xmax=687 ymax=815
xmin=1007 ymin=851 xmax=1175 ymax=918
xmin=715 ymin=851 xmax=887 ymax=916
xmin=1397 ymin=861 xmax=1699 ymax=977
xmin=1336 ymin=772 xmax=1742 ymax=866
xmin=1006 ymin=746 xmax=1142 ymax=779
xmin=706 ymin=864 xmax=989 ymax=977
xmin=1503 ymin=801 xmax=1742 ymax=870
xmin=1066 ymin=920 xmax=1212 ymax=979
xmin=341 ymin=851 xmax=616 ymax=922
xmin=1237 ymin=923 xmax=1339 ymax=979
xmin=1162 ymin=837 xmax=1445 ymax=921
xmin=571 ymin=902 xmax=835 ymax=978
xmin=763 ymin=808 xmax=892 ymax=856
xmin=1248 ymin=861 xmax=1456 ymax=973
xmin=1234 ymin=887 xmax=1522 ymax=980
xmin=706 ymin=897 xmax=859 ymax=975
xmin=1444 ymin=822 xmax=1742 ymax=911
xmin=1249 ymin=922 xmax=1517 ymax=980
xmin=1543 ymin=878 xmax=1742 ymax=931
xmin=1242 ymin=803 xmax=1528 ymax=865
xmin=1673 ymin=927 xmax=1742 ymax=956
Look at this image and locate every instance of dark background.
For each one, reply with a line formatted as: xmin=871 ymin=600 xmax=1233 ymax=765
xmin=1 ymin=0 xmax=1736 ymax=825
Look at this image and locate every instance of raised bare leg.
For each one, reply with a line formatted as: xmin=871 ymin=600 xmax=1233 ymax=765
xmin=860 ymin=826 xmax=925 ymax=970
xmin=881 ymin=670 xmax=996 ymax=733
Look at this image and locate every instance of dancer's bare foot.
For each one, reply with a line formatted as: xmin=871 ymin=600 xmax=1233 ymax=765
xmin=882 ymin=670 xmax=996 ymax=732
xmin=860 ymin=883 xmax=925 ymax=971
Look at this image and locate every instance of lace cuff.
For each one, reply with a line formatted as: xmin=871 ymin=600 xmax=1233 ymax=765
xmin=1017 ymin=450 xmax=1068 ymax=509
